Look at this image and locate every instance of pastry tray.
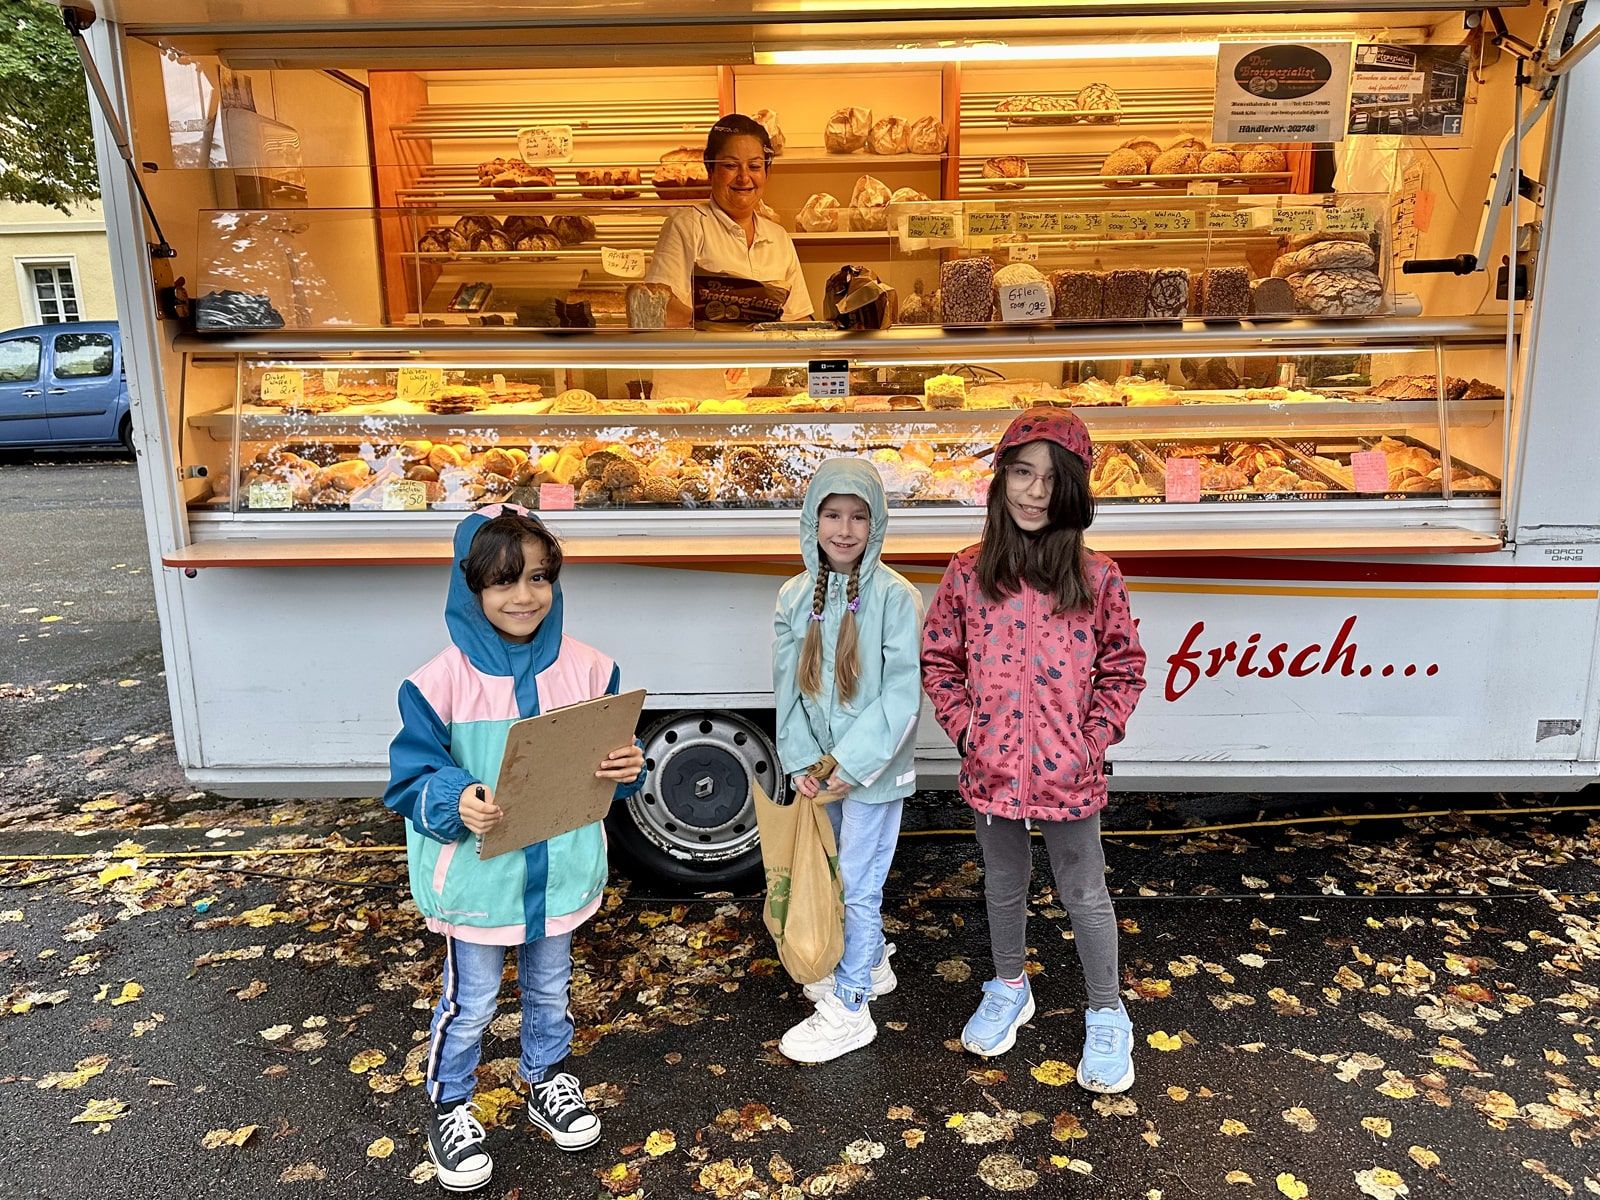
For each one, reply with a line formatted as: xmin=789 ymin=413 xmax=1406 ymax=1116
xmin=1131 ymin=438 xmax=1353 ymax=502
xmin=1291 ymin=434 xmax=1501 ymax=498
xmin=1090 ymin=440 xmax=1167 ymax=504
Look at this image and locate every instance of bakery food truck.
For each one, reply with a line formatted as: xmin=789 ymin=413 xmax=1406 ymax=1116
xmin=64 ymin=0 xmax=1600 ymax=884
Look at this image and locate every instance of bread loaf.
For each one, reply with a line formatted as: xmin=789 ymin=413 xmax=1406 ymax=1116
xmin=1240 ymin=147 xmax=1289 ymax=175
xmin=1198 ymin=150 xmax=1241 ymax=175
xmin=1150 ymin=147 xmax=1203 ymax=176
xmin=868 ymin=116 xmax=909 ymax=155
xmin=1287 ymin=268 xmax=1384 ymax=316
xmin=1272 ymin=241 xmax=1377 ymax=277
xmin=574 ymin=166 xmax=642 ymax=199
xmin=550 ymin=215 xmax=596 ymax=246
xmin=1249 ymin=276 xmax=1296 ymax=317
xmin=825 ymin=107 xmax=871 ymax=153
xmin=1146 ymin=268 xmax=1190 ymax=319
xmin=751 ymin=108 xmax=786 ymax=155
xmin=1201 ymin=267 xmax=1251 ymax=318
xmin=1102 ymin=270 xmax=1152 ymax=318
xmin=982 ymin=156 xmax=1029 ymax=190
xmin=625 ymin=282 xmax=672 ymax=330
xmin=940 ymin=257 xmax=996 ymax=324
xmin=1051 ymin=270 xmax=1103 ymax=320
xmin=797 ymin=192 xmax=842 ymax=233
xmin=907 ymin=116 xmax=947 ymax=154
xmin=889 ymin=186 xmax=929 ymax=204
xmin=1075 ymin=82 xmax=1122 ymax=121
xmin=1100 ymin=148 xmax=1149 ymax=184
xmin=849 ymin=175 xmax=892 ymax=230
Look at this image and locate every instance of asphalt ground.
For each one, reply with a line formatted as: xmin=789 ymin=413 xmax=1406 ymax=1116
xmin=1 ymin=459 xmax=1597 ymax=1200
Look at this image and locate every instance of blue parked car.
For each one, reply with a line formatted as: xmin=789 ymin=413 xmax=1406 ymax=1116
xmin=0 ymin=321 xmax=132 ymax=452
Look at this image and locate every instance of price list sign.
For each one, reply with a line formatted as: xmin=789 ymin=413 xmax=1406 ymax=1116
xmin=259 ymin=370 xmax=304 ymax=405
xmin=516 ymin=125 xmax=574 ymax=163
xmin=1015 ymin=211 xmax=1062 ymax=236
xmin=396 ymin=367 xmax=444 ymax=404
xmin=998 ymin=282 xmax=1052 ymax=323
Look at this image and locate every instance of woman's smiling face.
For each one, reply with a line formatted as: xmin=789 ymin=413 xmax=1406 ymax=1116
xmin=708 ymin=133 xmax=768 ymax=222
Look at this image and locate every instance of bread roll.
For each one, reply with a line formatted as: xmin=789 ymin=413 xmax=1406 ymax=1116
xmin=825 ymin=106 xmax=871 ymax=153
xmin=550 ymin=215 xmax=596 ymax=246
xmin=907 ymin=116 xmax=947 ymax=154
xmin=1119 ymin=138 xmax=1162 ymax=166
xmin=1240 ymin=147 xmax=1289 ymax=175
xmin=1198 ymin=150 xmax=1241 ymax=175
xmin=1150 ymin=148 xmax=1203 ymax=176
xmin=1100 ymin=148 xmax=1149 ymax=183
xmin=867 ymin=116 xmax=909 ymax=155
xmin=797 ymin=192 xmax=842 ymax=233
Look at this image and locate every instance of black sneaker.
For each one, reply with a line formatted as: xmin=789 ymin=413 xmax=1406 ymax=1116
xmin=425 ymin=1100 xmax=492 ymax=1192
xmin=526 ymin=1067 xmax=601 ymax=1151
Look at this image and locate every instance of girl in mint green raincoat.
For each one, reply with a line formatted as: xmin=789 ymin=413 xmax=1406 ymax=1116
xmin=771 ymin=457 xmax=924 ymax=1065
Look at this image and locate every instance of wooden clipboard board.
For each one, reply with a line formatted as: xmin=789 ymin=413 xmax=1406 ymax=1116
xmin=476 ymin=689 xmax=646 ymax=861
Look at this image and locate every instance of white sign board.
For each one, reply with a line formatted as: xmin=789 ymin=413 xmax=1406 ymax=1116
xmin=1214 ymin=41 xmax=1353 ymax=143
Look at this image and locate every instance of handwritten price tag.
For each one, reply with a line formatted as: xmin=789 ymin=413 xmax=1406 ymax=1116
xmin=259 ymin=370 xmax=304 ymax=405
xmin=382 ymin=480 xmax=428 ymax=512
xmin=1060 ymin=211 xmax=1104 ymax=236
xmin=967 ymin=210 xmax=1016 ymax=239
xmin=1015 ymin=210 xmax=1061 ymax=235
xmin=1007 ymin=243 xmax=1040 ymax=263
xmin=1272 ymin=208 xmax=1319 ymax=236
xmin=1207 ymin=209 xmax=1255 ymax=232
xmin=998 ymin=281 xmax=1052 ymax=323
xmin=1149 ymin=209 xmax=1197 ymax=234
xmin=1324 ymin=206 xmax=1376 ymax=234
xmin=538 ymin=483 xmax=575 ymax=511
xmin=1107 ymin=211 xmax=1149 ymax=236
xmin=396 ymin=367 xmax=444 ymax=404
xmin=1164 ymin=457 xmax=1202 ymax=503
xmin=600 ymin=247 xmax=646 ymax=278
xmin=516 ymin=125 xmax=574 ymax=164
xmin=905 ymin=212 xmax=958 ymax=240
xmin=247 ymin=481 xmax=293 ymax=510
xmin=1350 ymin=450 xmax=1390 ymax=493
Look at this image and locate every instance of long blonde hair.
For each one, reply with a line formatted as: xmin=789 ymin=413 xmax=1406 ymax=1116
xmin=797 ymin=561 xmax=861 ymax=703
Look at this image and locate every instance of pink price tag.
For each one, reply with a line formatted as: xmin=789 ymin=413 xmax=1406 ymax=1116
xmin=538 ymin=483 xmax=575 ymax=511
xmin=1164 ymin=457 xmax=1202 ymax=503
xmin=1350 ymin=451 xmax=1390 ymax=493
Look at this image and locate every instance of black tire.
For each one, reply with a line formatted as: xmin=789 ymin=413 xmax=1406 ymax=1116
xmin=605 ymin=709 xmax=778 ymax=890
xmin=118 ymin=415 xmax=134 ymax=455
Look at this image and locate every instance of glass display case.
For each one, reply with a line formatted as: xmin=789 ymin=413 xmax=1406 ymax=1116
xmin=177 ymin=319 xmax=1507 ymax=521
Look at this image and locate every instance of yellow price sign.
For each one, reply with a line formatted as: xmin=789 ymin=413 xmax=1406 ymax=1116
xmin=1061 ymin=211 xmax=1105 ymax=236
xmin=1149 ymin=209 xmax=1197 ymax=234
xmin=1107 ymin=211 xmax=1150 ymax=235
xmin=967 ymin=210 xmax=1016 ymax=238
xmin=1015 ymin=211 xmax=1062 ymax=235
xmin=1324 ymin=207 xmax=1375 ymax=234
xmin=382 ymin=480 xmax=429 ymax=512
xmin=258 ymin=370 xmax=304 ymax=405
xmin=396 ymin=367 xmax=444 ymax=404
xmin=905 ymin=212 xmax=958 ymax=240
xmin=1207 ymin=210 xmax=1255 ymax=232
xmin=1271 ymin=208 xmax=1319 ymax=236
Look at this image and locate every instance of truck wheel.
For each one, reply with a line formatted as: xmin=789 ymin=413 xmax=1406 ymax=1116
xmin=606 ymin=709 xmax=776 ymax=891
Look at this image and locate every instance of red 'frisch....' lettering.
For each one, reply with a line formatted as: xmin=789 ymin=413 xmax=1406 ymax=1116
xmin=1164 ymin=615 xmax=1362 ymax=702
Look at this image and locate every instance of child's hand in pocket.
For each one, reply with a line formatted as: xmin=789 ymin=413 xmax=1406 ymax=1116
xmin=459 ymin=785 xmax=503 ymax=835
xmin=597 ymin=743 xmax=645 ymax=783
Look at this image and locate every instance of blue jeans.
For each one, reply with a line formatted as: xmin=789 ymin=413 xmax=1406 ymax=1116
xmin=824 ymin=796 xmax=903 ymax=1006
xmin=425 ymin=932 xmax=573 ymax=1106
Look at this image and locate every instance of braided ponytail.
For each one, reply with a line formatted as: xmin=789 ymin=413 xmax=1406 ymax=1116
xmin=797 ymin=566 xmax=829 ymax=698
xmin=834 ymin=562 xmax=862 ymax=704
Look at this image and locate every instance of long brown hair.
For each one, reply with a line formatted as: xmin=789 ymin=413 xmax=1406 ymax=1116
xmin=797 ymin=560 xmax=862 ymax=703
xmin=977 ymin=440 xmax=1096 ymax=614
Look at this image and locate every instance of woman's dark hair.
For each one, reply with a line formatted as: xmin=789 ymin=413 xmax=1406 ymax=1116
xmin=977 ymin=440 xmax=1096 ymax=614
xmin=704 ymin=114 xmax=774 ymax=172
xmin=462 ymin=513 xmax=563 ymax=593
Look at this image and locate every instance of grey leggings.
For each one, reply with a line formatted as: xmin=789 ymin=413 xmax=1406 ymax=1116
xmin=972 ymin=811 xmax=1121 ymax=1008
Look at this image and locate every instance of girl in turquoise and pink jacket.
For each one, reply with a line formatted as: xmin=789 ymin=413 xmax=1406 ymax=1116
xmin=921 ymin=408 xmax=1147 ymax=1091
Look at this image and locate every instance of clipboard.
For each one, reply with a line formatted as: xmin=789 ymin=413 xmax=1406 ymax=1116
xmin=476 ymin=689 xmax=646 ymax=860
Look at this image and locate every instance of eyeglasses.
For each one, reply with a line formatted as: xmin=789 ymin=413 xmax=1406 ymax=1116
xmin=1004 ymin=462 xmax=1056 ymax=489
xmin=711 ymin=158 xmax=770 ymax=175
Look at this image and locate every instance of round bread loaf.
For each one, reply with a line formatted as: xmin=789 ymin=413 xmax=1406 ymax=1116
xmin=1287 ymin=268 xmax=1384 ymax=316
xmin=1272 ymin=241 xmax=1377 ymax=278
xmin=1076 ymin=82 xmax=1121 ymax=121
xmin=825 ymin=106 xmax=871 ymax=153
xmin=1150 ymin=148 xmax=1203 ymax=176
xmin=1199 ymin=150 xmax=1241 ymax=175
xmin=907 ymin=116 xmax=947 ymax=154
xmin=982 ymin=156 xmax=1029 ymax=190
xmin=796 ymin=192 xmax=842 ymax=233
xmin=1100 ymin=148 xmax=1149 ymax=182
xmin=1240 ymin=147 xmax=1289 ymax=175
xmin=868 ymin=116 xmax=909 ymax=154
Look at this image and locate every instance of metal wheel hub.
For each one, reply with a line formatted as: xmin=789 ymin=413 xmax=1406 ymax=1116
xmin=623 ymin=711 xmax=776 ymax=864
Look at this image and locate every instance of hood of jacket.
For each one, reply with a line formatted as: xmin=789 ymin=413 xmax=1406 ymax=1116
xmin=446 ymin=503 xmax=565 ymax=682
xmin=996 ymin=406 xmax=1093 ymax=469
xmin=800 ymin=457 xmax=889 ymax=579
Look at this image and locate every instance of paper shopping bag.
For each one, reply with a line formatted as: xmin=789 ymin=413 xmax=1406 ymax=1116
xmin=753 ymin=780 xmax=844 ymax=985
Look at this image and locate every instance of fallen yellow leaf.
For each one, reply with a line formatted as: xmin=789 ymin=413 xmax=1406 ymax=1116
xmin=69 ymin=1098 xmax=129 ymax=1125
xmin=1226 ymin=1171 xmax=1255 ymax=1186
xmin=1031 ymin=1060 xmax=1076 ymax=1086
xmin=1406 ymin=1146 xmax=1440 ymax=1169
xmin=643 ymin=1129 xmax=676 ymax=1157
xmin=366 ymin=1136 xmax=395 ymax=1159
xmin=37 ymin=1056 xmax=110 ymax=1091
xmin=347 ymin=1049 xmax=387 ymax=1074
xmin=1277 ymin=1172 xmax=1309 ymax=1199
xmin=1219 ymin=1119 xmax=1251 ymax=1136
xmin=902 ymin=1128 xmax=925 ymax=1149
xmin=96 ymin=863 xmax=134 ymax=886
xmin=1147 ymin=1031 xmax=1184 ymax=1052
xmin=109 ymin=982 xmax=143 ymax=1007
xmin=1362 ymin=1116 xmax=1393 ymax=1138
xmin=1166 ymin=1086 xmax=1191 ymax=1102
xmin=201 ymin=1125 xmax=259 ymax=1149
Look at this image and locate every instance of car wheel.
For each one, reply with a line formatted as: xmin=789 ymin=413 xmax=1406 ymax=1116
xmin=606 ymin=709 xmax=776 ymax=890
xmin=118 ymin=415 xmax=134 ymax=455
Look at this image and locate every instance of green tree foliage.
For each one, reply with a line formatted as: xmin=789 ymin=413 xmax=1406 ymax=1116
xmin=0 ymin=0 xmax=100 ymax=209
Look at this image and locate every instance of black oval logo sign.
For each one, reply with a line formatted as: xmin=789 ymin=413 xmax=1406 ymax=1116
xmin=1233 ymin=44 xmax=1335 ymax=100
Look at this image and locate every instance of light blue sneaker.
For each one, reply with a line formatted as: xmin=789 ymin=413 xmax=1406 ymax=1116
xmin=961 ymin=978 xmax=1035 ymax=1057
xmin=1077 ymin=1003 xmax=1135 ymax=1093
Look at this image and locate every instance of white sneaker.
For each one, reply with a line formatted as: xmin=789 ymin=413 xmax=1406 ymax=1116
xmin=802 ymin=943 xmax=898 ymax=1004
xmin=779 ymin=992 xmax=877 ymax=1064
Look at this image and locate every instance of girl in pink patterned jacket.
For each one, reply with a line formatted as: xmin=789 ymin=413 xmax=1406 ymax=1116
xmin=920 ymin=407 xmax=1147 ymax=1092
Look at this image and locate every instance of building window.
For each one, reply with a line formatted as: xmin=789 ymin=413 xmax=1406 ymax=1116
xmin=24 ymin=261 xmax=82 ymax=324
